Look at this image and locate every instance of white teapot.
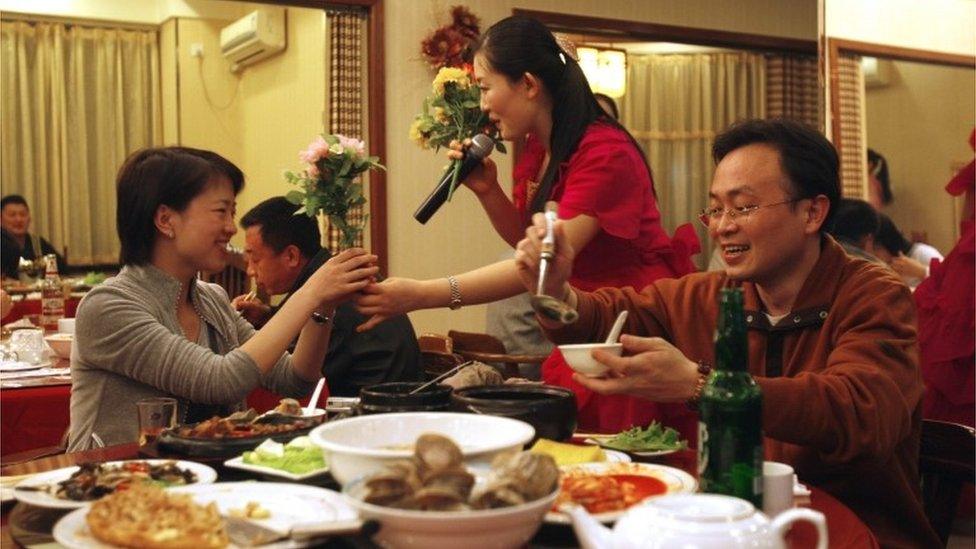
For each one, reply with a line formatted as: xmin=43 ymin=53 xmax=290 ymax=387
xmin=566 ymin=493 xmax=827 ymax=549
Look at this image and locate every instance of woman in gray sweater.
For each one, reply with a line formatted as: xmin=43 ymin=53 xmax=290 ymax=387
xmin=67 ymin=147 xmax=378 ymax=450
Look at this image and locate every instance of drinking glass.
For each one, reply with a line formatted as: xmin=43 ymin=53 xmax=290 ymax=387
xmin=136 ymin=397 xmax=177 ymax=446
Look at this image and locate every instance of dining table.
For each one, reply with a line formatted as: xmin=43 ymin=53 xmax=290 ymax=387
xmin=0 ymin=435 xmax=878 ymax=548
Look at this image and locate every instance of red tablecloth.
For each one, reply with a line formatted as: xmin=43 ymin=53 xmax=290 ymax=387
xmin=0 ymin=382 xmax=329 ymax=459
xmin=2 ymin=297 xmax=79 ymax=324
xmin=0 ymin=384 xmax=71 ymax=457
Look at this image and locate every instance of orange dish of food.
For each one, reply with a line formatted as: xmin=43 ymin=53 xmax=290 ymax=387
xmin=555 ymin=473 xmax=668 ymax=514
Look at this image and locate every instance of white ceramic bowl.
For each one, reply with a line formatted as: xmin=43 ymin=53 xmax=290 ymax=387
xmin=343 ymin=474 xmax=558 ymax=549
xmin=44 ymin=333 xmax=73 ymax=359
xmin=310 ymin=412 xmax=535 ymax=486
xmin=558 ymin=343 xmax=623 ymax=377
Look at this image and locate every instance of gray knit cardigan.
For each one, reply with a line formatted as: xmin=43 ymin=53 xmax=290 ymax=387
xmin=67 ymin=264 xmax=314 ymax=451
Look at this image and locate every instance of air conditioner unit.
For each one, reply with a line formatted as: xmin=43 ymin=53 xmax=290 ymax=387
xmin=220 ymin=8 xmax=286 ymax=73
xmin=861 ymin=56 xmax=892 ymax=88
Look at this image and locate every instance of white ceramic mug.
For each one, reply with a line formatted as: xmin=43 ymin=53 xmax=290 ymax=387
xmin=57 ymin=318 xmax=76 ymax=334
xmin=763 ymin=461 xmax=795 ymax=516
xmin=9 ymin=328 xmax=46 ymax=364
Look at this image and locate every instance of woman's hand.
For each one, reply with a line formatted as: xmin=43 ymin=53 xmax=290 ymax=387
xmin=305 ymin=248 xmax=379 ymax=307
xmin=448 ymin=139 xmax=499 ymax=196
xmin=354 ymin=277 xmax=427 ymax=332
xmin=889 ymin=253 xmax=928 ymax=281
xmin=514 ymin=213 xmax=576 ymax=298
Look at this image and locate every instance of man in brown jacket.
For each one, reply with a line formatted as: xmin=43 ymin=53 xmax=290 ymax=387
xmin=514 ymin=119 xmax=939 ymax=548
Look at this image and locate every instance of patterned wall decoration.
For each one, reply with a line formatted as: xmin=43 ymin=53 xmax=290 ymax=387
xmin=835 ymin=54 xmax=867 ymax=199
xmin=326 ymin=8 xmax=368 ymax=251
xmin=765 ymin=54 xmax=821 ymax=130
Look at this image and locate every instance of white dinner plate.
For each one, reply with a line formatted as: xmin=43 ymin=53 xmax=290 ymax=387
xmin=602 ymin=449 xmax=632 ymax=463
xmin=53 ymin=482 xmax=356 ymax=549
xmin=0 ymin=361 xmax=44 ymax=373
xmin=223 ymin=455 xmax=330 ymax=481
xmin=544 ymin=462 xmax=697 ymax=524
xmin=13 ymin=460 xmax=217 ymax=509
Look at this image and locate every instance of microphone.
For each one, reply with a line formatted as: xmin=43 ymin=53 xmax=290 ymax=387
xmin=414 ymin=134 xmax=495 ymax=224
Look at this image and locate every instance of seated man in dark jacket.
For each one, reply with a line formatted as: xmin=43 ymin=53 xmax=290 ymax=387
xmin=232 ymin=197 xmax=423 ymax=396
xmin=1 ymin=194 xmax=65 ymax=279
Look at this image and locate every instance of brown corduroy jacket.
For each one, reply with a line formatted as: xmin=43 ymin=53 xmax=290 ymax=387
xmin=546 ymin=236 xmax=940 ymax=548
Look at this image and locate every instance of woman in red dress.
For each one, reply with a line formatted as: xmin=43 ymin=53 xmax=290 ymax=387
xmin=357 ymin=16 xmax=699 ymax=436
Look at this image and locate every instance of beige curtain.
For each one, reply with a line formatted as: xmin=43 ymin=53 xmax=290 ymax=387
xmin=621 ymin=53 xmax=766 ymax=266
xmin=1 ymin=20 xmax=161 ymax=265
xmin=835 ymin=54 xmax=868 ymax=199
xmin=765 ymin=54 xmax=821 ymax=129
xmin=324 ymin=8 xmax=368 ymax=251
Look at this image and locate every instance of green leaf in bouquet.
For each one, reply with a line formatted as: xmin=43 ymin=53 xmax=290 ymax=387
xmin=461 ymin=100 xmax=479 ymax=109
xmin=285 ymin=190 xmax=305 ymax=205
xmin=338 ymin=156 xmax=353 ymax=177
xmin=323 ymin=134 xmax=339 ymax=146
xmin=495 ymin=140 xmax=508 ymax=154
xmin=294 ymin=205 xmax=307 ymax=215
xmin=446 ymin=159 xmax=462 ymax=202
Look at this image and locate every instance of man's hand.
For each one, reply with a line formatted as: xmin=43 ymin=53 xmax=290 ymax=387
xmin=574 ymin=335 xmax=700 ymax=403
xmin=231 ymin=294 xmax=271 ymax=327
xmin=514 ymin=213 xmax=576 ymax=300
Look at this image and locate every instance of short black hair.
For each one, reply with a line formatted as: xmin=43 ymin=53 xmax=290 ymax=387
xmin=712 ymin=119 xmax=840 ymax=229
xmin=826 ymin=198 xmax=880 ymax=244
xmin=1 ymin=195 xmax=28 ymax=210
xmin=239 ymin=197 xmax=321 ymax=258
xmin=874 ymin=213 xmax=912 ymax=255
xmin=116 ymin=147 xmax=244 ymax=265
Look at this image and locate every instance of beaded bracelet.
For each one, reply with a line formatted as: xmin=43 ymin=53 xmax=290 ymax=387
xmin=686 ymin=360 xmax=713 ymax=410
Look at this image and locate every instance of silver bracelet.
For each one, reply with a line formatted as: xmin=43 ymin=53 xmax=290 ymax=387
xmin=447 ymin=276 xmax=462 ymax=310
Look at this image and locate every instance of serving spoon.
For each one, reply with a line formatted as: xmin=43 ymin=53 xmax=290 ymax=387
xmin=529 ymin=202 xmax=579 ymax=325
xmin=605 ymin=311 xmax=629 ymax=345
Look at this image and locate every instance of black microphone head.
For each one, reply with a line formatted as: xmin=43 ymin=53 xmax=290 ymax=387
xmin=469 ymin=134 xmax=495 ymax=160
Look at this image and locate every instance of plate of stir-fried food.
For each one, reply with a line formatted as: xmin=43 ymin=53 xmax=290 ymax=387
xmin=13 ymin=459 xmax=216 ymax=509
xmin=156 ymin=403 xmax=324 ymax=459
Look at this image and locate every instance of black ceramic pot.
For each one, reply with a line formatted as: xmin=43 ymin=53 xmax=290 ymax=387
xmin=451 ymin=384 xmax=578 ymax=442
xmin=358 ymin=382 xmax=453 ymax=414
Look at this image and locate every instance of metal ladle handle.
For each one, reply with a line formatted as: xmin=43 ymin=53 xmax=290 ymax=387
xmin=536 ymin=202 xmax=559 ymax=296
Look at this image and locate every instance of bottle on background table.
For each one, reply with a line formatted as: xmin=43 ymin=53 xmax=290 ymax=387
xmin=40 ymin=253 xmax=65 ymax=332
xmin=698 ymin=287 xmax=764 ymax=508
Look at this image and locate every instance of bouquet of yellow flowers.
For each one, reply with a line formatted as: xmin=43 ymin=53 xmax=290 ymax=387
xmin=409 ymin=66 xmax=505 ymax=199
xmin=285 ymin=134 xmax=384 ymax=249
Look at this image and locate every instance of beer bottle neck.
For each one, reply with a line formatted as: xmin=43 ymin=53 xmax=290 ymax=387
xmin=715 ymin=288 xmax=748 ymax=372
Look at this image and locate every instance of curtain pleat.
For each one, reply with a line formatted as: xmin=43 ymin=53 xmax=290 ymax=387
xmin=1 ymin=20 xmax=160 ymax=265
xmin=325 ymin=9 xmax=368 ymax=251
xmin=621 ymin=53 xmax=766 ymax=268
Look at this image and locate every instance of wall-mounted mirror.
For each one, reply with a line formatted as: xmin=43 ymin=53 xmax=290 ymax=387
xmin=0 ymin=0 xmax=386 ymax=275
xmin=827 ymin=39 xmax=974 ymax=254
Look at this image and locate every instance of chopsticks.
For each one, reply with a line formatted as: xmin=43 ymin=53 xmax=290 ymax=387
xmin=409 ymin=361 xmax=474 ymax=394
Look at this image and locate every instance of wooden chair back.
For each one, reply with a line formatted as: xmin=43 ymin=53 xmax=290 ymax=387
xmin=447 ymin=330 xmax=548 ymax=379
xmin=417 ymin=333 xmax=464 ymax=380
xmin=919 ymin=419 xmax=976 ymax=546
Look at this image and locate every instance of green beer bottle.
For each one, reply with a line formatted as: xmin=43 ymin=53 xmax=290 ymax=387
xmin=697 ymin=287 xmax=763 ymax=507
